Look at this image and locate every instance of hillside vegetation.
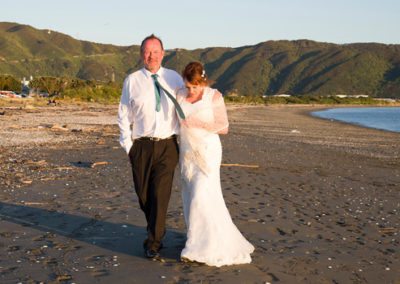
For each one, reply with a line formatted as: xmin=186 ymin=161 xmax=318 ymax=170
xmin=1 ymin=22 xmax=400 ymax=98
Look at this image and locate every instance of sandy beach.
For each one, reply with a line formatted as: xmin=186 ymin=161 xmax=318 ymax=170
xmin=0 ymin=103 xmax=399 ymax=283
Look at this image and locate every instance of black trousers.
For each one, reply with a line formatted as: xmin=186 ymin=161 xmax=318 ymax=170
xmin=128 ymin=136 xmax=179 ymax=251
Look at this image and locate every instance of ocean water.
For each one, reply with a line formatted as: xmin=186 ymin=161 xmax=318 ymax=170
xmin=312 ymin=107 xmax=400 ymax=133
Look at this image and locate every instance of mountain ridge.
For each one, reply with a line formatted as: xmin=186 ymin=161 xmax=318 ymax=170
xmin=1 ymin=22 xmax=400 ymax=97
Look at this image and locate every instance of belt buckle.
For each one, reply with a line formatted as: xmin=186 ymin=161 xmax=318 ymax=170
xmin=150 ymin=137 xmax=161 ymax=141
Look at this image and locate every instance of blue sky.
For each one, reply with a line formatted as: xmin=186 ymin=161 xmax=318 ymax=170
xmin=2 ymin=0 xmax=400 ymax=50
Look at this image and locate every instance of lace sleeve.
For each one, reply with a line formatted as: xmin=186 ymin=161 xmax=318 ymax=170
xmin=183 ymin=89 xmax=229 ymax=134
xmin=211 ymin=91 xmax=229 ymax=133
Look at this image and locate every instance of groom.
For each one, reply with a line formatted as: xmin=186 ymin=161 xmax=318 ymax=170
xmin=117 ymin=34 xmax=184 ymax=259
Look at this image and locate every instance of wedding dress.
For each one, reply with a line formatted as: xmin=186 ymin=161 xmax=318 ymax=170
xmin=177 ymin=87 xmax=254 ymax=267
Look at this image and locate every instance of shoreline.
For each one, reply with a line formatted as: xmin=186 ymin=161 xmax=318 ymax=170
xmin=309 ymin=106 xmax=400 ymax=134
xmin=0 ymin=104 xmax=399 ymax=283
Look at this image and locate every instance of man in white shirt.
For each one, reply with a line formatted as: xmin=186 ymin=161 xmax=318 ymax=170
xmin=118 ymin=34 xmax=184 ymax=259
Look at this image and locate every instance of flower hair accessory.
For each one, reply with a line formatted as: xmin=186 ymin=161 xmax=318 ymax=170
xmin=201 ymin=70 xmax=206 ymax=78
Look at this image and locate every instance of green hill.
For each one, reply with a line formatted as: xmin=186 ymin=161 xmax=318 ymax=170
xmin=1 ymin=22 xmax=400 ymax=98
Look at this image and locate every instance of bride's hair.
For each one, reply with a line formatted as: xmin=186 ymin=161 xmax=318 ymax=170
xmin=182 ymin=62 xmax=209 ymax=86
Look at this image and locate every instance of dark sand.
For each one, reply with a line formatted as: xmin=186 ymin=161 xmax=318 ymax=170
xmin=0 ymin=104 xmax=399 ymax=283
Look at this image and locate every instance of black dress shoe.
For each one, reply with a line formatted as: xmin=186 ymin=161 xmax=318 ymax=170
xmin=145 ymin=249 xmax=160 ymax=259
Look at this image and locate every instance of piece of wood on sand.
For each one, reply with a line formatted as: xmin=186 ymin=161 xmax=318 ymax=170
xmin=90 ymin=161 xmax=109 ymax=168
xmin=221 ymin=163 xmax=259 ymax=168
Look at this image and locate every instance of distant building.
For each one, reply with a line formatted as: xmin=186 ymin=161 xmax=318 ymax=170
xmin=374 ymin=98 xmax=397 ymax=103
xmin=334 ymin=94 xmax=369 ymax=98
xmin=273 ymin=94 xmax=291 ymax=97
xmin=21 ymin=76 xmax=33 ymax=95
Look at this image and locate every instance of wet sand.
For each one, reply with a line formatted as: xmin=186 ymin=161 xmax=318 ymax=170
xmin=0 ymin=103 xmax=399 ymax=283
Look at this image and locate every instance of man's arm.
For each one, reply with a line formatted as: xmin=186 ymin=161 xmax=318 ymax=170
xmin=117 ymin=78 xmax=133 ymax=154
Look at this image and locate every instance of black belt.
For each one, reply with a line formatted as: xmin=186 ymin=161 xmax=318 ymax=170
xmin=137 ymin=135 xmax=176 ymax=142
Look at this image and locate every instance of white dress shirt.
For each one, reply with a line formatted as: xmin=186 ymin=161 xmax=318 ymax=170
xmin=118 ymin=67 xmax=184 ymax=154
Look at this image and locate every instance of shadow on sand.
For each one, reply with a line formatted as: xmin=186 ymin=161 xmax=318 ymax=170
xmin=0 ymin=202 xmax=185 ymax=261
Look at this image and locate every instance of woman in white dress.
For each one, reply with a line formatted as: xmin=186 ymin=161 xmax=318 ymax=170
xmin=177 ymin=62 xmax=254 ymax=267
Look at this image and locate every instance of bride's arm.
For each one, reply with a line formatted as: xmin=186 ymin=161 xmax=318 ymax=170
xmin=182 ymin=90 xmax=229 ymax=134
xmin=212 ymin=90 xmax=229 ymax=135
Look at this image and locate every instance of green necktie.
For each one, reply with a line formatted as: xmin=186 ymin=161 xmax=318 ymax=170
xmin=151 ymin=74 xmax=186 ymax=119
xmin=151 ymin=74 xmax=161 ymax=112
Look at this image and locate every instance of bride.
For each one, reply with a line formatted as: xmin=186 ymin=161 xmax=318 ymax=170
xmin=176 ymin=62 xmax=254 ymax=267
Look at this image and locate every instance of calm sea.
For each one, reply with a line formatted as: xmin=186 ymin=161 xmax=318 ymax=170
xmin=312 ymin=107 xmax=400 ymax=133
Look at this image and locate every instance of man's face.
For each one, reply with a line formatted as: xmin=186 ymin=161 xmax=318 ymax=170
xmin=141 ymin=39 xmax=164 ymax=73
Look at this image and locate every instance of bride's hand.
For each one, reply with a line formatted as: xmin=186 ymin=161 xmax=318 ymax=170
xmin=181 ymin=119 xmax=189 ymax=127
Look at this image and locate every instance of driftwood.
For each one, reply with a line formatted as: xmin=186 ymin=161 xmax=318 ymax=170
xmin=22 ymin=202 xmax=48 ymax=206
xmin=221 ymin=163 xmax=259 ymax=168
xmin=90 ymin=161 xmax=109 ymax=168
xmin=379 ymin=227 xmax=397 ymax=234
xmin=26 ymin=160 xmax=47 ymax=166
xmin=54 ymin=166 xmax=74 ymax=171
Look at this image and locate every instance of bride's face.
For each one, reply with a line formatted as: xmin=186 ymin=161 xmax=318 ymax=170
xmin=185 ymin=81 xmax=204 ymax=97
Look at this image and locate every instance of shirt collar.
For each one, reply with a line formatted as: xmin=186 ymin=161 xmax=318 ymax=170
xmin=142 ymin=67 xmax=165 ymax=79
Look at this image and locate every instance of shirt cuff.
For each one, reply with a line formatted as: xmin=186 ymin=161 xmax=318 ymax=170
xmin=121 ymin=139 xmax=133 ymax=155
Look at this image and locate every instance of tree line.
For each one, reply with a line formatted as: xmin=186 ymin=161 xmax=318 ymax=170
xmin=0 ymin=75 xmax=121 ymax=103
